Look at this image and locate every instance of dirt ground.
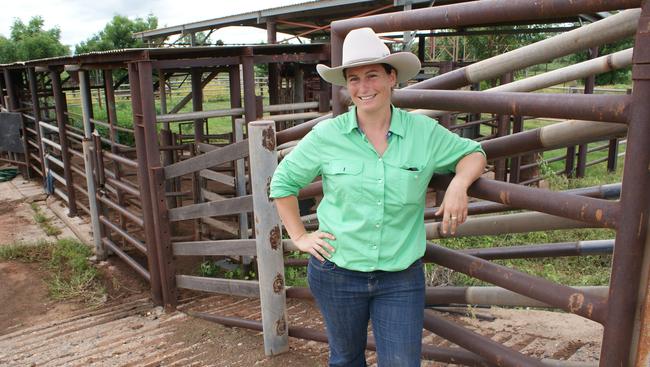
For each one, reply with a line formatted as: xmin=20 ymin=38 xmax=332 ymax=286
xmin=0 ymin=176 xmax=603 ymax=366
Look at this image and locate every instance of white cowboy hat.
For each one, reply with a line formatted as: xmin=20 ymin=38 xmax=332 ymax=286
xmin=317 ymin=27 xmax=421 ymax=87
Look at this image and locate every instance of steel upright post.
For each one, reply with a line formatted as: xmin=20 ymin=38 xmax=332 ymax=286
xmin=331 ymin=30 xmax=345 ymax=117
xmin=242 ymin=49 xmax=257 ymax=123
xmin=601 ymin=2 xmax=650 ymax=364
xmin=267 ymin=21 xmax=280 ymax=108
xmin=138 ymin=61 xmax=177 ymax=310
xmin=229 ymin=65 xmax=242 ymax=137
xmin=248 ymin=120 xmax=288 ymax=355
xmin=49 ymin=67 xmax=78 ymax=217
xmin=127 ymin=62 xmax=164 ymax=307
xmin=27 ymin=68 xmax=46 ymax=177
xmin=494 ymin=72 xmax=513 ymax=182
xmin=79 ymin=70 xmax=106 ymax=260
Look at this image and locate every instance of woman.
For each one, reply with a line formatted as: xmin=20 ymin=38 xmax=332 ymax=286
xmin=270 ymin=27 xmax=486 ymax=367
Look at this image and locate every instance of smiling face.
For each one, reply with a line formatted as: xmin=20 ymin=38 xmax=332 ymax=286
xmin=345 ymin=63 xmax=396 ymax=115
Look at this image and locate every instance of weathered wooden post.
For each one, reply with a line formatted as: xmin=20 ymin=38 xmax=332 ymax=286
xmin=248 ymin=120 xmax=288 ymax=355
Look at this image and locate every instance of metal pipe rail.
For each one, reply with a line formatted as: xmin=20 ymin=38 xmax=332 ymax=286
xmin=392 ymin=90 xmax=630 ymax=124
xmin=102 ymin=237 xmax=150 ymax=281
xmin=99 ymin=215 xmax=147 ymax=254
xmin=430 ymin=176 xmax=619 ymax=229
xmin=190 ymin=312 xmax=491 ymax=367
xmin=423 ymin=243 xmax=607 ymax=323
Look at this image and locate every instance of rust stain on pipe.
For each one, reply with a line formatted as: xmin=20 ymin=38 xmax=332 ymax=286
xmin=269 ymin=225 xmax=281 ymax=250
xmin=273 ymin=273 xmax=284 ymax=293
xmin=498 ymin=190 xmax=510 ymax=205
xmin=568 ymin=293 xmax=585 ymax=313
xmin=262 ymin=126 xmax=276 ymax=151
xmin=595 ymin=209 xmax=603 ymax=222
xmin=276 ymin=315 xmax=287 ymax=335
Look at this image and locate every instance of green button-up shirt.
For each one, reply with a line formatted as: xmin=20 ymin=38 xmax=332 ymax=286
xmin=270 ymin=107 xmax=484 ymax=272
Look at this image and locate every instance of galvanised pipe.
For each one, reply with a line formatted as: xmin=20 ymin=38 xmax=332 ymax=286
xmin=189 ymin=312 xmax=491 ymax=366
xmin=26 ymin=67 xmax=46 ymax=177
xmin=328 ymin=3 xmax=641 ymax=116
xmin=424 ymin=243 xmax=608 ymax=323
xmin=423 ymin=310 xmax=546 ymax=367
xmin=603 ymin=2 xmax=650 ymax=364
xmin=425 ymin=286 xmax=609 ymax=308
xmin=426 ymin=182 xmax=621 ymax=219
xmin=79 ymin=71 xmax=106 ymax=260
xmin=478 ymin=120 xmax=625 ymax=161
xmin=430 ymin=176 xmax=620 ymax=229
xmin=391 ymin=90 xmax=630 ymax=124
xmin=426 ymin=212 xmax=592 ymax=240
xmin=284 ymin=240 xmax=613 ymax=268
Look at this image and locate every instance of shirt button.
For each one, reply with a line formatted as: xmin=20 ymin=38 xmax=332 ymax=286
xmin=378 ymin=178 xmax=382 ymax=183
xmin=378 ymin=157 xmax=382 ymax=161
xmin=375 ymin=224 xmax=380 ymax=228
xmin=376 ymin=200 xmax=381 ymax=205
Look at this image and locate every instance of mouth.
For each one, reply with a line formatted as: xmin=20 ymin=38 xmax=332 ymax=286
xmin=358 ymin=94 xmax=377 ymax=101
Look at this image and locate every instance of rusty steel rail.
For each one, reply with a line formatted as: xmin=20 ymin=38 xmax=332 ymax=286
xmin=392 ymin=90 xmax=630 ymax=124
xmin=424 ymin=243 xmax=607 ymax=323
xmin=430 ymin=176 xmax=620 ymax=229
xmin=189 ymin=312 xmax=491 ymax=366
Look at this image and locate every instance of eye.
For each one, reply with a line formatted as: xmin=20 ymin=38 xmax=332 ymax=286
xmin=348 ymin=76 xmax=359 ymax=82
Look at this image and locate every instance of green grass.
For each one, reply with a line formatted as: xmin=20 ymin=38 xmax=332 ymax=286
xmin=30 ymin=203 xmax=62 ymax=237
xmin=0 ymin=239 xmax=106 ymax=304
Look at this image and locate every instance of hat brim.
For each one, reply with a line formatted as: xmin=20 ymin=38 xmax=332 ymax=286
xmin=317 ymin=52 xmax=421 ymax=87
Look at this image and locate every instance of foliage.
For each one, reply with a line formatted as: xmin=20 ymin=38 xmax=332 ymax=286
xmin=47 ymin=238 xmax=103 ymax=303
xmin=0 ymin=16 xmax=69 ymax=63
xmin=0 ymin=239 xmax=105 ymax=304
xmin=30 ymin=202 xmax=62 ymax=237
xmin=75 ymin=14 xmax=158 ymax=54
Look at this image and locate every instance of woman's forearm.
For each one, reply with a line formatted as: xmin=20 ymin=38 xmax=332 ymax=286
xmin=452 ymin=152 xmax=487 ymax=188
xmin=275 ymin=195 xmax=308 ymax=241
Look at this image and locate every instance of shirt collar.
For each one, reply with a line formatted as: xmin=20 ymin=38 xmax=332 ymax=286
xmin=341 ymin=105 xmax=405 ymax=138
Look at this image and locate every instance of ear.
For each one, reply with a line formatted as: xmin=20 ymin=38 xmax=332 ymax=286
xmin=389 ymin=69 xmax=397 ymax=87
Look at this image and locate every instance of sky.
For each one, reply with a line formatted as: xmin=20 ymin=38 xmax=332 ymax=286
xmin=0 ymin=0 xmax=310 ymax=49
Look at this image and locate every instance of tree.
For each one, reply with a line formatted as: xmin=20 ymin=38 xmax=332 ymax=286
xmin=0 ymin=16 xmax=69 ymax=63
xmin=75 ymin=14 xmax=158 ymax=54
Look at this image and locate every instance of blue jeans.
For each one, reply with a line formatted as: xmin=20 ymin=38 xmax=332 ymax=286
xmin=307 ymin=256 xmax=425 ymax=367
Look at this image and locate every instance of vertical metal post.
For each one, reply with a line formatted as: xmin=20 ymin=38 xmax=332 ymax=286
xmin=292 ymin=63 xmax=305 ymax=127
xmin=318 ymin=76 xmax=330 ymax=113
xmin=331 ymin=30 xmax=345 ymax=117
xmin=564 ymin=146 xmax=576 ymax=178
xmin=402 ymin=1 xmax=413 ymax=50
xmin=138 ymin=61 xmax=177 ymax=310
xmin=248 ymin=120 xmax=288 ymax=355
xmin=508 ymin=116 xmax=523 ymax=184
xmin=27 ymin=68 xmax=46 ymax=177
xmin=242 ymin=49 xmax=258 ymax=123
xmin=576 ymin=47 xmax=598 ymax=179
xmin=128 ymin=62 xmax=164 ymax=307
xmin=49 ymin=67 xmax=78 ymax=217
xmin=79 ymin=70 xmax=106 ymax=260
xmin=417 ymin=35 xmax=426 ymax=62
xmin=494 ymin=72 xmax=513 ymax=182
xmin=229 ymin=65 xmax=243 ymax=138
xmin=103 ymin=69 xmax=127 ymax=238
xmin=437 ymin=61 xmax=453 ymax=128
xmin=190 ymin=68 xmax=205 ymax=239
xmin=267 ymin=21 xmax=280 ymax=109
xmin=234 ymin=118 xmax=251 ymax=268
xmin=601 ymin=3 xmax=650 ymax=364
xmin=191 ymin=69 xmax=205 ymax=144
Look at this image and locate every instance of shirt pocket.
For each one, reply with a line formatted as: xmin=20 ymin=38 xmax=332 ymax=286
xmin=397 ymin=165 xmax=425 ymax=205
xmin=322 ymin=160 xmax=364 ymax=200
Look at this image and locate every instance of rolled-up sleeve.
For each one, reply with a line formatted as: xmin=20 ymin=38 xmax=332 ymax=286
xmin=429 ymin=122 xmax=485 ymax=174
xmin=270 ymin=127 xmax=324 ymax=198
